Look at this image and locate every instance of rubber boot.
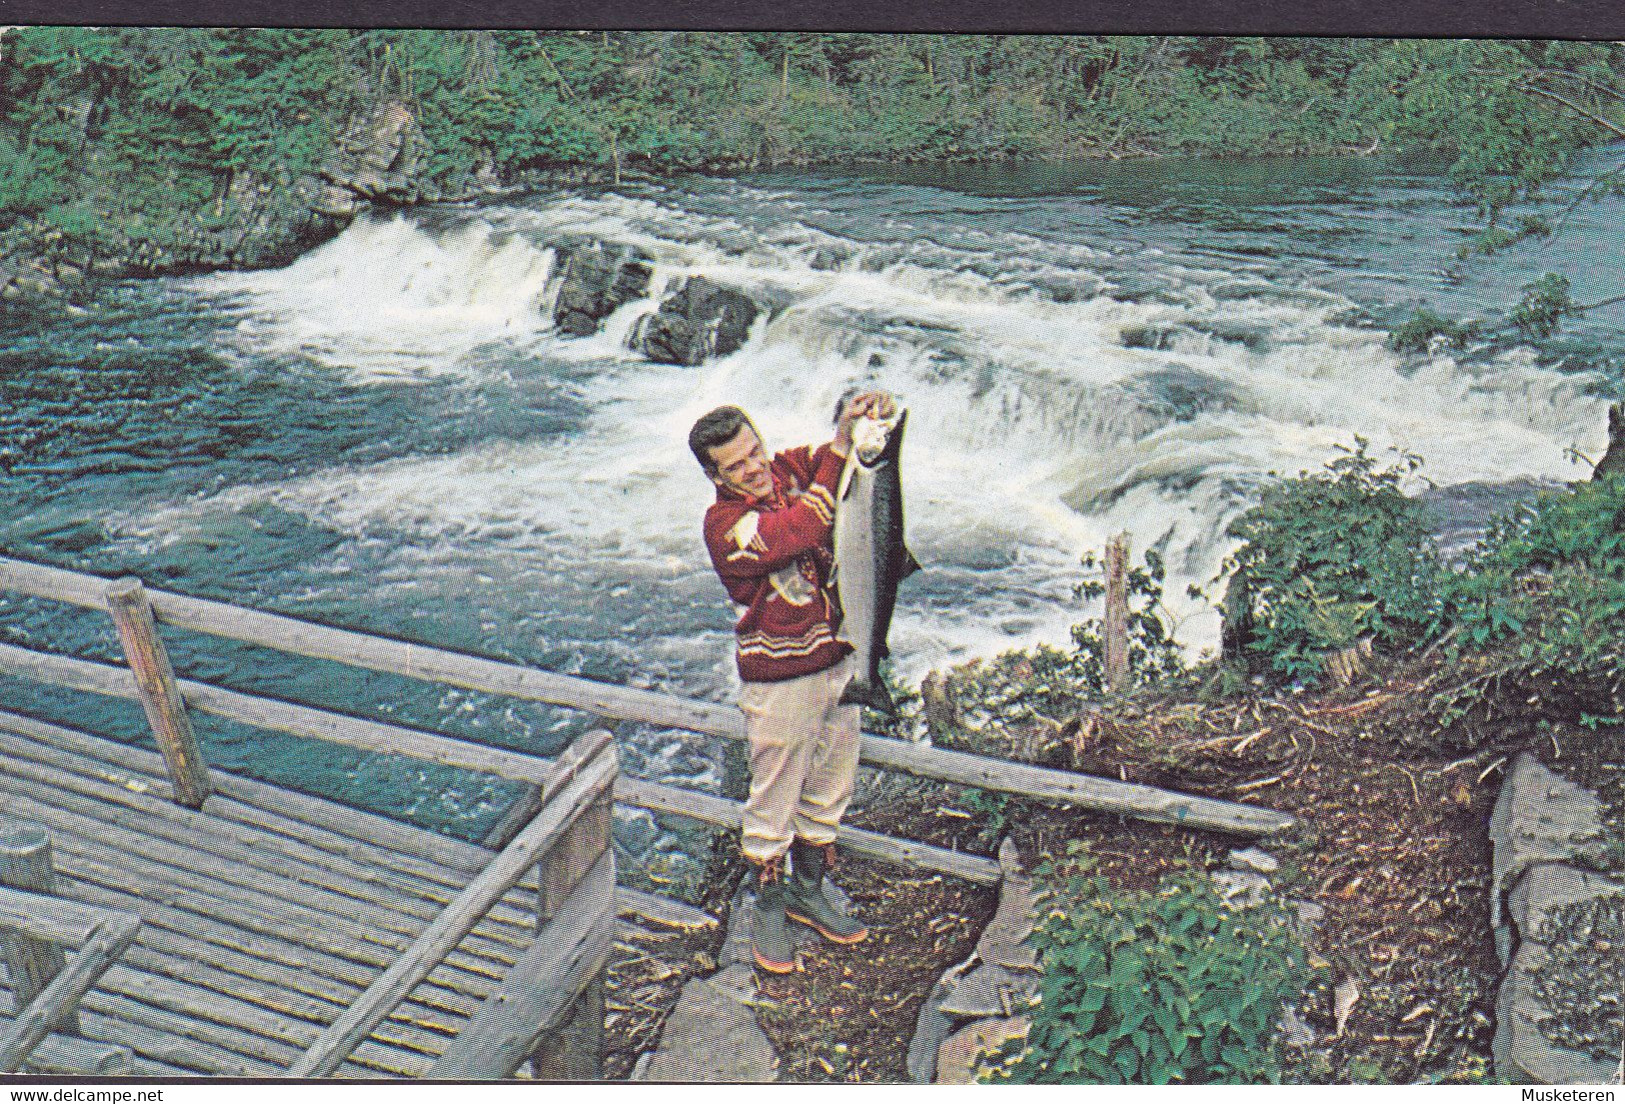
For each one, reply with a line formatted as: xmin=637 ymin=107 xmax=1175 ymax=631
xmin=750 ymin=859 xmax=797 ymax=974
xmin=785 ymin=839 xmax=868 ymax=944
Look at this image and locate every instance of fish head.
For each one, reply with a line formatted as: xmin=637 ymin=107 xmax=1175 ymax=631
xmin=854 ymin=408 xmax=907 ymax=466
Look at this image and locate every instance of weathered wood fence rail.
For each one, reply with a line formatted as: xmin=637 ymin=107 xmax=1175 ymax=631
xmin=0 ymin=553 xmax=1293 ymax=1077
xmin=0 ymin=556 xmax=1293 ymax=841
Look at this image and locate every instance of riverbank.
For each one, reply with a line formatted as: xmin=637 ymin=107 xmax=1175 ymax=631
xmin=4 ymin=31 xmax=1617 ymax=310
xmin=642 ymin=643 xmax=1618 ymax=1084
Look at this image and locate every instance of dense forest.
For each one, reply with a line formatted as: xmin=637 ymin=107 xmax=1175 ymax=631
xmin=2 ymin=29 xmax=1624 ymax=293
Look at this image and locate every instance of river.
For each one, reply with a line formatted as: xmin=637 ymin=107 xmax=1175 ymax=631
xmin=1 ymin=152 xmax=1619 ymax=881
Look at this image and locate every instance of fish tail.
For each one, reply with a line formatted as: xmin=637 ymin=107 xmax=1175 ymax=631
xmin=840 ymin=675 xmax=896 ymax=716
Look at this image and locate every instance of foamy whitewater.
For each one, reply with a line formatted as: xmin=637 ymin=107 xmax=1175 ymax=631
xmin=170 ymin=171 xmax=1614 ymax=714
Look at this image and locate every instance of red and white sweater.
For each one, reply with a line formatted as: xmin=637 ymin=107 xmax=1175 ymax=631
xmin=703 ymin=443 xmax=852 ymax=682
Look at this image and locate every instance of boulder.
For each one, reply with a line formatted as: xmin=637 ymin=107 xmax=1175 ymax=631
xmin=636 ymin=963 xmax=778 ymax=1082
xmin=632 ymin=277 xmax=760 ymax=365
xmin=550 ymin=243 xmax=655 ymax=337
xmin=1228 ymin=846 xmax=1280 ymax=875
xmin=1591 ymin=401 xmax=1625 ymax=481
xmin=1210 ymin=868 xmax=1271 ymax=909
xmin=315 ymin=101 xmax=425 ymax=216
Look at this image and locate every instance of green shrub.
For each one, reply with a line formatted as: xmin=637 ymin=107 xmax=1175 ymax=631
xmin=1438 ymin=473 xmax=1625 ymax=730
xmin=984 ymin=851 xmax=1317 ymax=1084
xmin=1223 ymin=440 xmax=1444 ymax=682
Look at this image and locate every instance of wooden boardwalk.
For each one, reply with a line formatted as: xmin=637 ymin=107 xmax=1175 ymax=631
xmin=0 ymin=554 xmax=1293 ymax=1078
xmin=0 ymin=706 xmax=594 ymax=1077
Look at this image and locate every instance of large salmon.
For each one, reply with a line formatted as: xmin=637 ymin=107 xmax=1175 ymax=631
xmin=833 ymin=410 xmax=920 ymax=715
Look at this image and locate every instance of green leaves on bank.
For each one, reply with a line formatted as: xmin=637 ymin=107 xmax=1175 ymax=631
xmin=983 ymin=852 xmax=1318 ymax=1085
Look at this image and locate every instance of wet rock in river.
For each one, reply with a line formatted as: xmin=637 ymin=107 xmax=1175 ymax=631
xmin=631 ymin=277 xmax=760 ymax=365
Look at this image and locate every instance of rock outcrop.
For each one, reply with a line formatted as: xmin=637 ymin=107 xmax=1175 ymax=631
xmin=630 ymin=276 xmax=760 ymax=365
xmin=549 ymin=243 xmax=655 ymax=336
xmin=907 ymin=838 xmax=1041 ymax=1083
xmin=3 ymin=100 xmax=434 ymax=305
xmin=1489 ymin=754 xmax=1623 ymax=1085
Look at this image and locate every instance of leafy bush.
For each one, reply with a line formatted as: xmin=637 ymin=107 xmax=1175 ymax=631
xmin=1223 ymin=440 xmax=1444 ymax=682
xmin=1437 ymin=473 xmax=1625 ymax=730
xmin=984 ymin=851 xmax=1317 ymax=1084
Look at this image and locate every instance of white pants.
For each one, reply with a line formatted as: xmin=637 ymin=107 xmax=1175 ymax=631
xmin=737 ymin=654 xmax=862 ymax=864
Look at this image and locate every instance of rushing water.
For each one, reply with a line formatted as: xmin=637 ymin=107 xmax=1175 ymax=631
xmin=1 ymin=152 xmax=1621 ymax=870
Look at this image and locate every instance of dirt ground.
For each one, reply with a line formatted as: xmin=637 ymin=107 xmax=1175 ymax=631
xmin=603 ymin=649 xmax=1621 ymax=1083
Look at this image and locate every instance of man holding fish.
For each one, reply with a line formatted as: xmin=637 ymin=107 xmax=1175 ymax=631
xmin=688 ymin=388 xmax=915 ymax=974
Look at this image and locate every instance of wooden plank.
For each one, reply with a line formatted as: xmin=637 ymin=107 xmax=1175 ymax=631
xmin=531 ymin=742 xmax=613 ymax=1081
xmin=83 ymin=963 xmax=436 ymax=1078
xmin=0 ymin=916 xmax=140 ymax=1073
xmin=0 ymin=748 xmax=531 ymax=969
xmin=0 ymin=555 xmax=733 ymax=736
xmin=104 ymin=578 xmax=211 ymax=807
xmin=0 ymin=706 xmax=495 ymax=884
xmin=615 ymin=776 xmax=1002 ymax=886
xmin=429 ymin=853 xmax=614 ymax=1079
xmin=481 ymin=784 xmax=544 ymax=850
xmin=109 ymin=944 xmax=456 ymax=1073
xmin=8 ymin=994 xmax=277 ymax=1076
xmin=0 ymin=826 xmax=77 ymax=1034
xmin=0 ymin=642 xmax=558 ymax=788
xmin=289 ymin=736 xmax=617 ymax=1078
xmin=0 ymin=882 xmax=119 ymax=948
xmin=855 ymin=736 xmax=1296 ymax=836
xmin=71 ymin=989 xmax=290 ymax=1076
xmin=22 ymin=1032 xmax=132 ymax=1075
xmin=0 ymin=709 xmax=709 ymax=938
xmin=31 ymin=847 xmax=493 ymax=1022
xmin=0 ymin=572 xmax=1295 ymax=836
xmin=615 ymin=887 xmax=717 ymax=932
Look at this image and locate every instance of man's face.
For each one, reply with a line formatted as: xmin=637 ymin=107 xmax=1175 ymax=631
xmin=707 ymin=424 xmax=775 ymax=500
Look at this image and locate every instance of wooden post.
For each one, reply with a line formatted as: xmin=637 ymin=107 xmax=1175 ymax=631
xmin=0 ymin=826 xmax=76 ymax=1035
xmin=529 ymin=782 xmax=612 ymax=1081
xmin=0 ymin=915 xmax=140 ymax=1074
xmin=104 ymin=577 xmax=212 ymax=808
xmin=1103 ymin=533 xmax=1131 ymax=693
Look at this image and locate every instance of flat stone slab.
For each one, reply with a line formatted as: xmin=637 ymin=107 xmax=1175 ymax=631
xmin=1493 ymin=938 xmax=1620 ymax=1086
xmin=937 ymin=962 xmax=1039 ymax=1019
xmin=975 ymin=838 xmax=1039 ymax=971
xmin=935 ymin=1016 xmax=1029 ymax=1084
xmin=908 ymin=838 xmax=1041 ymax=1082
xmin=636 ymin=963 xmax=778 ymax=1082
xmin=1490 ymin=754 xmax=1607 ymax=962
xmin=1493 ymin=861 xmax=1624 ymax=1085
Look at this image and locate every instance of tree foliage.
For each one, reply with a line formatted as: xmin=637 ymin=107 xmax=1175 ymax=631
xmin=5 ymin=30 xmax=1623 ymax=242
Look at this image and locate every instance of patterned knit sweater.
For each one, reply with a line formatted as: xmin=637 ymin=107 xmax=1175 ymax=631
xmin=702 ymin=442 xmax=852 ymax=682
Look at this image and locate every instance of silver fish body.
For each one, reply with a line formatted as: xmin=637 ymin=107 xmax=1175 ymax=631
xmin=832 ymin=410 xmax=919 ymax=715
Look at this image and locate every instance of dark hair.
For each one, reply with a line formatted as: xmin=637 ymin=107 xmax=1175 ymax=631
xmin=689 ymin=406 xmax=757 ymax=475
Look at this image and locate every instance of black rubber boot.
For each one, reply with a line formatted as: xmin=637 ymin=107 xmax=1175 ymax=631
xmin=785 ymin=839 xmax=868 ymax=944
xmin=751 ymin=861 xmax=797 ymax=974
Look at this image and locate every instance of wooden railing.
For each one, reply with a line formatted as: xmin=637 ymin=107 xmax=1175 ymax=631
xmin=0 ymin=554 xmax=1296 ymax=1076
xmin=0 ymin=555 xmax=1294 ymax=842
xmin=0 ymin=824 xmax=139 ymax=1075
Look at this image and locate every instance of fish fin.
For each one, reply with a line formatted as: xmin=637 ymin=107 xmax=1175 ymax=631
xmin=839 ymin=676 xmax=896 ymax=716
xmin=893 ymin=545 xmax=922 ymax=579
